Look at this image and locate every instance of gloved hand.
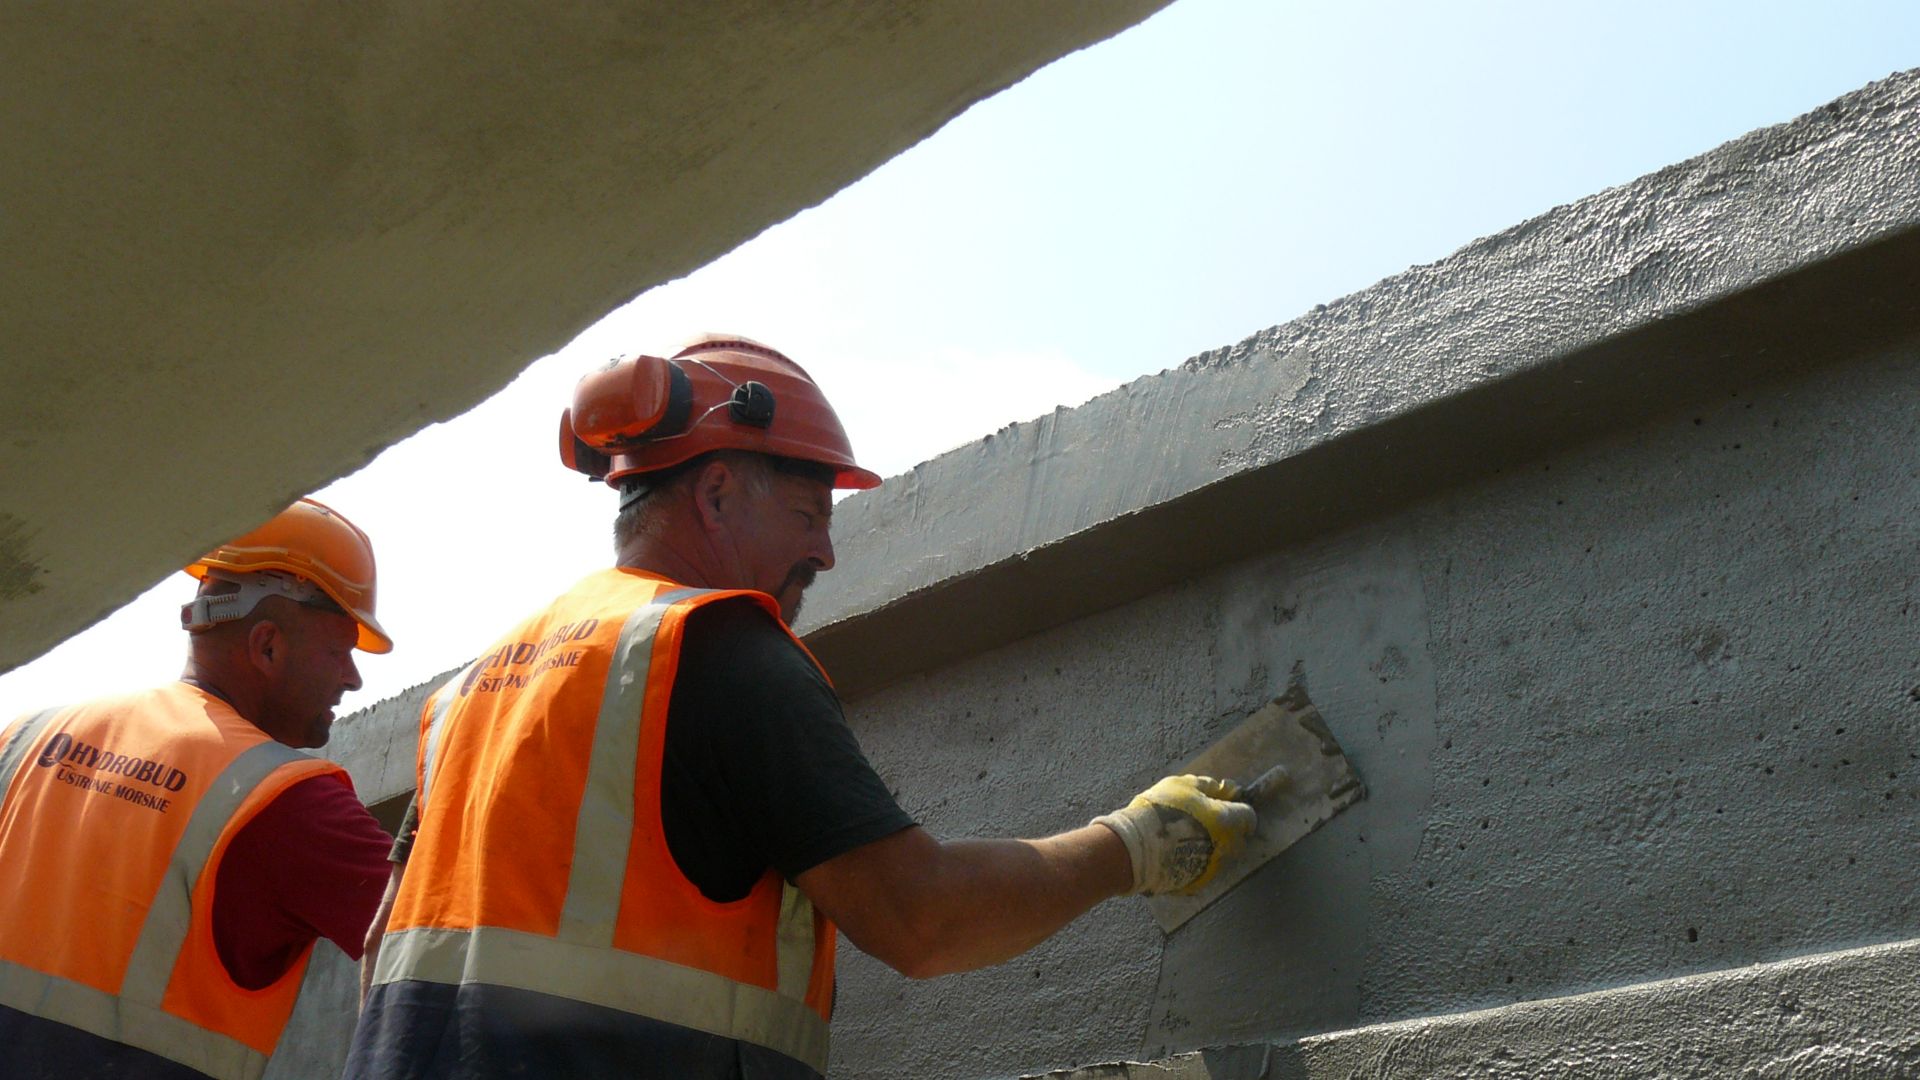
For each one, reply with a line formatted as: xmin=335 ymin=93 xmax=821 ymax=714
xmin=1093 ymin=774 xmax=1259 ymax=896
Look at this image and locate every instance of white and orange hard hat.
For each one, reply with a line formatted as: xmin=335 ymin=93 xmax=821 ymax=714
xmin=181 ymin=497 xmax=392 ymax=653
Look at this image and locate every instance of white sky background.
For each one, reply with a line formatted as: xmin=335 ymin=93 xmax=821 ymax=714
xmin=5 ymin=0 xmax=1917 ymax=715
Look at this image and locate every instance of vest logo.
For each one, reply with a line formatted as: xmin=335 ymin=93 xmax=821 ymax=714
xmin=36 ymin=732 xmax=187 ymax=812
xmin=460 ymin=618 xmax=599 ymax=697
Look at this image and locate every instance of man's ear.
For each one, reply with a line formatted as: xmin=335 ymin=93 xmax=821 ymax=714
xmin=246 ymin=619 xmax=284 ymax=676
xmin=689 ymin=459 xmax=737 ymax=532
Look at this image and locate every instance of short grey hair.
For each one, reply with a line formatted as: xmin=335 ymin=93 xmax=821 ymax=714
xmin=610 ymin=451 xmax=786 ymax=552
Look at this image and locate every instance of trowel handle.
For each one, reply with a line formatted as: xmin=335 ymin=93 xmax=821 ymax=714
xmin=1239 ymin=764 xmax=1291 ymax=804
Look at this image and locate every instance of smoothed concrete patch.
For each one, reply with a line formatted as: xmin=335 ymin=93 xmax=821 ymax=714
xmin=1147 ymin=532 xmax=1436 ymax=1052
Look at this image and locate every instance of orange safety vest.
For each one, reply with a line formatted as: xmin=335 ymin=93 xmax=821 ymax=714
xmin=366 ymin=569 xmax=837 ymax=1075
xmin=0 ymin=682 xmax=345 ymax=1080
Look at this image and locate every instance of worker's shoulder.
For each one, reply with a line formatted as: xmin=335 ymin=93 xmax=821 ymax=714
xmin=678 ymin=595 xmax=823 ymax=685
xmin=264 ymin=769 xmax=362 ymax=814
xmin=682 ymin=592 xmax=786 ymax=639
xmin=243 ymin=771 xmax=385 ymax=850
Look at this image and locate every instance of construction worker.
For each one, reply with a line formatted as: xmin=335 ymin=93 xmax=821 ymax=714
xmin=0 ymin=498 xmax=399 ymax=1080
xmin=347 ymin=336 xmax=1257 ymax=1079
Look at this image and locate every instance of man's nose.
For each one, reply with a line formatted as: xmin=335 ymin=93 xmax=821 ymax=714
xmin=811 ymin=527 xmax=835 ymax=573
xmin=342 ymin=654 xmax=364 ymax=693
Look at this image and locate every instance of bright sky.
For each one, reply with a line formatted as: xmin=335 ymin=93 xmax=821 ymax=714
xmin=5 ymin=0 xmax=1916 ymax=717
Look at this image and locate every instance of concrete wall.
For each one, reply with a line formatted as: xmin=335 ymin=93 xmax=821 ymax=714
xmin=297 ymin=70 xmax=1920 ymax=1078
xmin=830 ymin=328 xmax=1920 ymax=1078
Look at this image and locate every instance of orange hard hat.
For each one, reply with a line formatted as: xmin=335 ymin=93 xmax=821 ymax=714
xmin=559 ymin=334 xmax=882 ymax=494
xmin=183 ymin=497 xmax=392 ymax=653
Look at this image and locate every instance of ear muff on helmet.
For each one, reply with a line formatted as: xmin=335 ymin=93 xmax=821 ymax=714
xmin=557 ymin=335 xmax=881 ymax=491
xmin=728 ymin=380 xmax=776 ymax=427
xmin=561 ymin=355 xmax=696 ymax=480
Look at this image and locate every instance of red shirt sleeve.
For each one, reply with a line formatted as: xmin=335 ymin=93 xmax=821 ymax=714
xmin=212 ymin=773 xmax=394 ymax=990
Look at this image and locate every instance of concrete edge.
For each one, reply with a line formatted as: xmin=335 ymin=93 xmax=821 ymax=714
xmin=324 ymin=665 xmax=460 ymax=808
xmin=1025 ymin=936 xmax=1920 ymax=1079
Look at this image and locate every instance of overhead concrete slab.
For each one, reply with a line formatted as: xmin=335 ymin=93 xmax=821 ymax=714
xmin=0 ymin=0 xmax=1168 ymax=675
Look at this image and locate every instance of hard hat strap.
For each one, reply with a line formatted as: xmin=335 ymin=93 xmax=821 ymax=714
xmin=617 ymin=476 xmax=655 ymax=513
xmin=181 ymin=569 xmax=323 ymax=632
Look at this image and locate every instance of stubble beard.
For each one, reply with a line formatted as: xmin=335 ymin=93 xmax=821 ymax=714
xmin=780 ymin=563 xmax=817 ymax=623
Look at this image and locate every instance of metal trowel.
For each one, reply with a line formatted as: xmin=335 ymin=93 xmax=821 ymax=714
xmin=1145 ymin=684 xmax=1365 ymax=933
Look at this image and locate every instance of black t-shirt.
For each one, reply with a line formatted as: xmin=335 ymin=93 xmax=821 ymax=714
xmin=390 ymin=597 xmax=912 ymax=902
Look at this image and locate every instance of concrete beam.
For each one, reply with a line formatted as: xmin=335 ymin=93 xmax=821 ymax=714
xmin=797 ymin=69 xmax=1920 ymax=702
xmin=1029 ymin=938 xmax=1920 ymax=1079
xmin=0 ymin=1 xmax=1168 ymax=675
xmin=322 ymin=66 xmax=1920 ymax=804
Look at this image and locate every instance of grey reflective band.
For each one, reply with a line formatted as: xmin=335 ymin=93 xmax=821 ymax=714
xmin=557 ymin=588 xmax=699 ymax=943
xmin=373 ymin=925 xmax=830 ymax=1072
xmin=121 ymin=740 xmax=312 ymax=1006
xmin=416 ymin=670 xmax=465 ymax=813
xmin=773 ymin=884 xmax=817 ymax=1001
xmin=0 ymin=959 xmax=269 ymax=1080
xmin=0 ymin=707 xmax=63 ymax=794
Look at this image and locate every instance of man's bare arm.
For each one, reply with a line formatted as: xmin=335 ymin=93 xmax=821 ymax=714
xmin=794 ymin=823 xmax=1131 ymax=979
xmin=358 ymin=859 xmax=405 ymax=1008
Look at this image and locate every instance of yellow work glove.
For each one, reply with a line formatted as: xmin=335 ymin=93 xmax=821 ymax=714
xmin=1093 ymin=774 xmax=1258 ymax=897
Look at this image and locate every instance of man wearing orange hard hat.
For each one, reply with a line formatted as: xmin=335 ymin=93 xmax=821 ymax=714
xmin=0 ymin=498 xmax=398 ymax=1080
xmin=348 ymin=336 xmax=1257 ymax=1079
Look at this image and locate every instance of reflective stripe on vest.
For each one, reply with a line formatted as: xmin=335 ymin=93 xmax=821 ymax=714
xmin=377 ymin=581 xmax=829 ymax=1072
xmin=560 ymin=588 xmax=696 ymax=942
xmin=123 ymin=741 xmax=309 ymax=1006
xmin=373 ymin=918 xmax=828 ymax=1072
xmin=0 ymin=732 xmax=308 ymax=1080
xmin=0 ymin=708 xmax=62 ymax=790
xmin=416 ymin=671 xmax=463 ymax=813
xmin=0 ymin=961 xmax=263 ymax=1080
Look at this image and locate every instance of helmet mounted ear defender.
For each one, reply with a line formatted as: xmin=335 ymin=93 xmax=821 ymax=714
xmin=559 ymin=335 xmax=882 ymax=504
xmin=181 ymin=497 xmax=393 ymax=653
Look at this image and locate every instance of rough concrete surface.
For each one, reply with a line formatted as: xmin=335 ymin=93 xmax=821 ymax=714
xmin=1363 ymin=341 xmax=1920 ymax=1031
xmin=825 ymin=330 xmax=1920 ymax=1077
xmin=0 ymin=1 xmax=1169 ymax=675
xmin=800 ymin=69 xmax=1920 ymax=703
xmin=1034 ymin=938 xmax=1920 ymax=1079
